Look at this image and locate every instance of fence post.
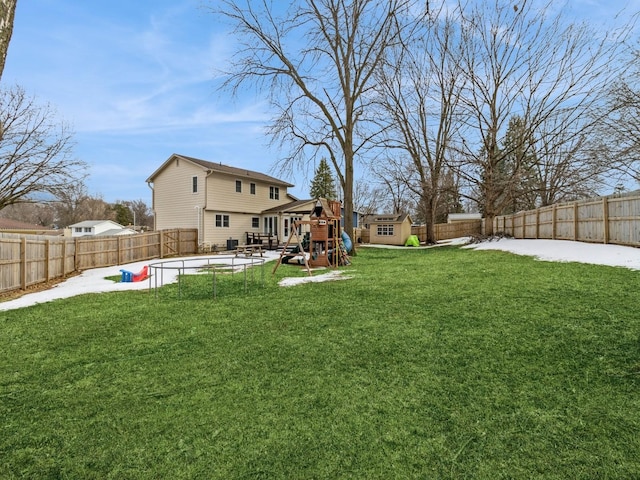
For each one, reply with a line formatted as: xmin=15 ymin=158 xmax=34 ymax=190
xmin=45 ymin=239 xmax=50 ymax=282
xmin=117 ymin=236 xmax=122 ymax=265
xmin=552 ymin=205 xmax=557 ymax=240
xmin=603 ymin=196 xmax=609 ymax=244
xmin=20 ymin=237 xmax=27 ymax=289
xmin=522 ymin=211 xmax=526 ymax=238
xmin=573 ymin=202 xmax=579 ymax=241
xmin=74 ymin=238 xmax=80 ymax=271
xmin=61 ymin=240 xmax=66 ymax=276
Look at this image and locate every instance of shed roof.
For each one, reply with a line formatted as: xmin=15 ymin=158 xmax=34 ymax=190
xmin=367 ymin=213 xmax=411 ymax=224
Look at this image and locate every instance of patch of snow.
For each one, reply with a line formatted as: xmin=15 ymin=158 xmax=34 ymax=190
xmin=464 ymin=238 xmax=640 ymax=270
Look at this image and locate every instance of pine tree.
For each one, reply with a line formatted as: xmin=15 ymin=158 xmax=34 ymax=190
xmin=310 ymin=158 xmax=337 ymax=200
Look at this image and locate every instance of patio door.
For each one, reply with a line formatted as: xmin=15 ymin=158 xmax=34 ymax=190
xmin=263 ymin=216 xmax=278 ymax=236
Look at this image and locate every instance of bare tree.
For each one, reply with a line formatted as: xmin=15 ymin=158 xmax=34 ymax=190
xmin=0 ymin=201 xmax=55 ymax=227
xmin=0 ymin=0 xmax=17 ymax=81
xmin=52 ymin=183 xmax=111 ymax=228
xmin=374 ymin=3 xmax=465 ymax=242
xmin=532 ymin=112 xmax=605 ymax=206
xmin=214 ymin=0 xmax=418 ymax=251
xmin=352 ymin=178 xmax=386 ymax=216
xmin=370 ymin=155 xmax=417 ymax=215
xmin=595 ymin=48 xmax=640 ymax=185
xmin=0 ymin=86 xmax=87 ymax=211
xmin=453 ymin=0 xmax=631 ymax=232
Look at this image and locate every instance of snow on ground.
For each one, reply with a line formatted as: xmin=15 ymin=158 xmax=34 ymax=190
xmin=0 ymin=251 xmax=281 ymax=312
xmin=2 ymin=238 xmax=639 ymax=311
xmin=463 ymin=238 xmax=640 ymax=270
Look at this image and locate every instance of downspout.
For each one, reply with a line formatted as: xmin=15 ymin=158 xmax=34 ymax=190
xmin=146 ymin=180 xmax=156 ymax=231
xmin=201 ymin=169 xmax=211 ymax=245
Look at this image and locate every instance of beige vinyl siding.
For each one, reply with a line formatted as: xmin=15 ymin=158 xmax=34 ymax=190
xmin=202 ymin=211 xmax=261 ymax=247
xmin=153 ymin=159 xmax=206 ymax=230
xmin=206 ymin=173 xmax=290 ymax=213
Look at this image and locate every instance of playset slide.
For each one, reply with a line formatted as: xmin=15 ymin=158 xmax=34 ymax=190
xmin=341 ymin=230 xmax=353 ymax=252
xmin=120 ymin=265 xmax=149 ymax=282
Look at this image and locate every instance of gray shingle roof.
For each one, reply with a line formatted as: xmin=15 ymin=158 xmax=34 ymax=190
xmin=176 ymin=154 xmax=294 ymax=187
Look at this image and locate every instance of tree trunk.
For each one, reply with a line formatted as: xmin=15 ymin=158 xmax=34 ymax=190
xmin=0 ymin=0 xmax=17 ymax=81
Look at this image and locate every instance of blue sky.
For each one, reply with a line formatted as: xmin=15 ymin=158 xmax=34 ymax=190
xmin=3 ymin=0 xmax=639 ymax=207
xmin=3 ymin=0 xmax=289 ymax=206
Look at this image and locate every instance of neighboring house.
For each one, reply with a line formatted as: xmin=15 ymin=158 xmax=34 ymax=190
xmin=68 ymin=220 xmax=136 ymax=237
xmin=365 ymin=213 xmax=413 ymax=246
xmin=0 ymin=218 xmax=60 ymax=236
xmin=146 ymin=154 xmax=299 ymax=248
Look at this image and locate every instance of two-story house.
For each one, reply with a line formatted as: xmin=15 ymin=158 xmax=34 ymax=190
xmin=146 ymin=154 xmax=300 ymax=248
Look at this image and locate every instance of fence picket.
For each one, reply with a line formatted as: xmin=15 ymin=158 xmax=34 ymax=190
xmin=0 ymin=229 xmax=198 ymax=294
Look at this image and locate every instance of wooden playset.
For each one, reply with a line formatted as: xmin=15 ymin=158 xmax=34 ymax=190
xmin=273 ymin=198 xmax=350 ymax=275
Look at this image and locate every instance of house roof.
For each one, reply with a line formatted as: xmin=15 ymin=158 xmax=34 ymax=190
xmin=69 ymin=220 xmax=126 ymax=229
xmin=0 ymin=218 xmax=51 ymax=230
xmin=98 ymin=228 xmax=136 ymax=236
xmin=261 ymin=198 xmax=315 ymax=214
xmin=146 ymin=153 xmax=294 ymax=188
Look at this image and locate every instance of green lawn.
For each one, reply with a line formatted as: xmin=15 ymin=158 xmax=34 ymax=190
xmin=1 ymin=246 xmax=640 ymax=479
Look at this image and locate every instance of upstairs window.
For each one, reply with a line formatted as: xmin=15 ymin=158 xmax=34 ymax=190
xmin=236 ymin=180 xmax=242 ymax=193
xmin=269 ymin=186 xmax=279 ymax=200
xmin=192 ymin=176 xmax=198 ymax=193
xmin=250 ymin=183 xmax=256 ymax=195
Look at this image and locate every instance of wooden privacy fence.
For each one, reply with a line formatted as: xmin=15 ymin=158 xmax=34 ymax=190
xmin=0 ymin=228 xmax=198 ymax=294
xmin=410 ymin=220 xmax=484 ymax=243
xmin=493 ymin=192 xmax=640 ymax=247
xmin=359 ymin=220 xmax=482 ymax=244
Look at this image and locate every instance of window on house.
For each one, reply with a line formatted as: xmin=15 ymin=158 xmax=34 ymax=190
xmin=74 ymin=227 xmax=82 ymax=233
xmin=377 ymin=224 xmax=394 ymax=236
xmin=269 ymin=186 xmax=279 ymax=200
xmin=252 ymin=217 xmax=260 ymax=229
xmin=236 ymin=180 xmax=242 ymax=193
xmin=84 ymin=227 xmax=92 ymax=233
xmin=215 ymin=214 xmax=230 ymax=228
xmin=250 ymin=183 xmax=256 ymax=195
xmin=192 ymin=176 xmax=198 ymax=193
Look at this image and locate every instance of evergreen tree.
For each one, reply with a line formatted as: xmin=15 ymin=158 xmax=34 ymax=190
xmin=310 ymin=158 xmax=337 ymax=200
xmin=501 ymin=116 xmax=538 ymax=213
